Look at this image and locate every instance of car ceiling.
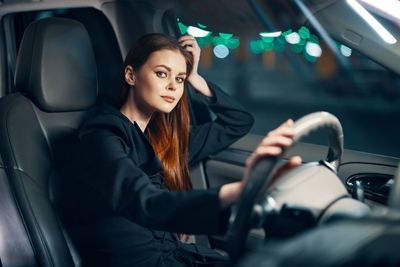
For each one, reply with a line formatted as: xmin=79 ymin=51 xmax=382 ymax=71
xmin=169 ymin=0 xmax=400 ymax=75
xmin=2 ymin=0 xmax=400 ymax=75
xmin=168 ymin=0 xmax=339 ymax=35
xmin=173 ymin=0 xmax=265 ymax=36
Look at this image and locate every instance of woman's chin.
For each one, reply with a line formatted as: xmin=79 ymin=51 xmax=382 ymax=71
xmin=157 ymin=104 xmax=177 ymax=114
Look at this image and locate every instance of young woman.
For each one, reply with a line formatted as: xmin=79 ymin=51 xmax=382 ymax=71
xmin=63 ymin=33 xmax=301 ymax=267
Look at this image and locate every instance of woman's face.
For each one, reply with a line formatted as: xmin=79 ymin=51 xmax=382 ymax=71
xmin=126 ymin=49 xmax=187 ymax=115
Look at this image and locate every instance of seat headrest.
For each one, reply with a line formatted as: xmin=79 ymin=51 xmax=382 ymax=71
xmin=15 ymin=17 xmax=97 ymax=112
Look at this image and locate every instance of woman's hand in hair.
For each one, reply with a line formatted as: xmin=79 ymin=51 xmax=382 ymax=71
xmin=178 ymin=35 xmax=213 ymax=97
xmin=219 ymin=119 xmax=302 ymax=209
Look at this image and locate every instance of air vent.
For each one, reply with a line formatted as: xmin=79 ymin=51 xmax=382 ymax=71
xmin=346 ymin=173 xmax=394 ymax=204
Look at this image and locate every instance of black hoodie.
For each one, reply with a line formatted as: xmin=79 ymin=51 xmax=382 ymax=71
xmin=61 ymin=83 xmax=254 ymax=267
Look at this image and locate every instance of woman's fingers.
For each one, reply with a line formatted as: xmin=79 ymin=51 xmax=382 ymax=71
xmin=246 ymin=145 xmax=282 ymax=168
xmin=178 ymin=34 xmax=196 ymax=43
xmin=288 ymin=155 xmax=302 ymax=167
xmin=182 ymin=45 xmax=196 ymax=54
xmin=267 ymin=119 xmax=295 ymax=137
xmin=253 ymin=146 xmax=282 ymax=157
xmin=266 ymin=156 xmax=302 ymax=187
xmin=245 ymin=119 xmax=297 ymax=170
xmin=242 ymin=119 xmax=301 ymax=191
xmin=179 ymin=39 xmax=197 ymax=48
xmin=261 ymin=135 xmax=293 ymax=147
xmin=278 ymin=156 xmax=302 ymax=174
xmin=178 ymin=35 xmax=199 ymax=50
xmin=178 ymin=35 xmax=201 ymax=76
xmin=179 ymin=38 xmax=199 ymax=48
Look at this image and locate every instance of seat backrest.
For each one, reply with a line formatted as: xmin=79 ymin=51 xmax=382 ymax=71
xmin=0 ymin=153 xmax=37 ymax=266
xmin=0 ymin=17 xmax=97 ymax=267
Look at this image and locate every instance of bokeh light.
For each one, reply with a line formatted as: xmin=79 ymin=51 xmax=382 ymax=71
xmin=187 ymin=26 xmax=211 ymax=37
xmin=213 ymin=44 xmax=230 ymax=58
xmin=286 ymin=32 xmax=301 ymax=44
xmin=340 ymin=44 xmax=352 ymax=57
xmin=305 ymin=42 xmax=322 ymax=57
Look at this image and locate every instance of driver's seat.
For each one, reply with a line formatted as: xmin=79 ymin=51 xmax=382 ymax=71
xmin=0 ymin=17 xmax=97 ymax=267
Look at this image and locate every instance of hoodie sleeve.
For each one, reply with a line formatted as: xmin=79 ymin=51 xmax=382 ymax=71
xmin=189 ymin=82 xmax=254 ymax=166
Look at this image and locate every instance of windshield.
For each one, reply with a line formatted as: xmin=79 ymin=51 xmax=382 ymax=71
xmin=178 ymin=0 xmax=400 ymax=157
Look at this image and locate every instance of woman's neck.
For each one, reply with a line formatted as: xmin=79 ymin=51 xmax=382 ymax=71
xmin=120 ymin=98 xmax=152 ymax=132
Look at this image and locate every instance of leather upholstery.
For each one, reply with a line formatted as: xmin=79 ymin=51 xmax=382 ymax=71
xmin=0 ymin=17 xmax=98 ymax=267
xmin=0 ymin=154 xmax=36 ymax=267
xmin=15 ymin=18 xmax=97 ymax=112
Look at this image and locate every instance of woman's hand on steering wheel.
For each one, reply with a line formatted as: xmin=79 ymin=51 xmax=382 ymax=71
xmin=244 ymin=119 xmax=301 ymax=180
xmin=219 ymin=119 xmax=302 ymax=208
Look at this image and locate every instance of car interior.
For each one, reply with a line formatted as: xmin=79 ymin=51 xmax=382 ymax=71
xmin=0 ymin=0 xmax=399 ymax=266
xmin=0 ymin=17 xmax=98 ymax=267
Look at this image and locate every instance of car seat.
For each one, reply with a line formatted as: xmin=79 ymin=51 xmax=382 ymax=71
xmin=0 ymin=17 xmax=98 ymax=267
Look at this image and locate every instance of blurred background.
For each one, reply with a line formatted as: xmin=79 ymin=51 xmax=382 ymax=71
xmin=177 ymin=0 xmax=400 ymax=157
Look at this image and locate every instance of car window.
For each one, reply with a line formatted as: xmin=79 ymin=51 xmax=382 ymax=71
xmin=177 ymin=12 xmax=400 ymax=157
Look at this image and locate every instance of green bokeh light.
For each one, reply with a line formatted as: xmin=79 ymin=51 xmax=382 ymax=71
xmin=282 ymin=29 xmax=293 ymax=37
xmin=219 ymin=33 xmax=233 ymax=40
xmin=298 ymin=26 xmax=310 ymax=39
xmin=260 ymin=36 xmax=274 ymax=43
xmin=178 ymin=22 xmax=188 ymax=35
xmin=226 ymin=38 xmax=240 ymax=49
xmin=213 ymin=36 xmax=227 ymax=45
xmin=177 ymin=19 xmax=242 ymax=57
xmin=177 ymin=18 xmax=321 ymax=59
xmin=272 ymin=36 xmax=286 ymax=52
xmin=250 ymin=40 xmax=264 ymax=54
xmin=263 ymin=41 xmax=274 ymax=51
xmin=196 ymin=35 xmax=213 ymax=48
xmin=309 ymin=34 xmax=319 ymax=44
xmin=304 ymin=51 xmax=317 ymax=62
xmin=291 ymin=44 xmax=303 ymax=53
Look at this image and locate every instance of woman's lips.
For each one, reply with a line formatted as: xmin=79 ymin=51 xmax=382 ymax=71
xmin=161 ymin=96 xmax=175 ymax=103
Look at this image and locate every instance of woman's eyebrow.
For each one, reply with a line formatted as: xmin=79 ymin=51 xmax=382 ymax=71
xmin=155 ymin=64 xmax=186 ymax=76
xmin=155 ymin=64 xmax=171 ymax=71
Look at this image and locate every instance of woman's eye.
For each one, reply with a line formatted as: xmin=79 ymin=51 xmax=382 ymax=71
xmin=156 ymin=71 xmax=167 ymax=78
xmin=176 ymin=77 xmax=185 ymax=83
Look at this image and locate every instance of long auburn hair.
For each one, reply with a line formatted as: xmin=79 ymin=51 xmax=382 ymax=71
xmin=120 ymin=33 xmax=193 ymax=191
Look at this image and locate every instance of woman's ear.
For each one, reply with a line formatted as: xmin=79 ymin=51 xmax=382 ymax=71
xmin=124 ymin=65 xmax=136 ymax=86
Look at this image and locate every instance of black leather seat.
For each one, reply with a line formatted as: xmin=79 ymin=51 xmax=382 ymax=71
xmin=0 ymin=17 xmax=98 ymax=267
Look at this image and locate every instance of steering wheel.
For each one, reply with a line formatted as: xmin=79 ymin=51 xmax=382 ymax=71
xmin=226 ymin=111 xmax=346 ymax=261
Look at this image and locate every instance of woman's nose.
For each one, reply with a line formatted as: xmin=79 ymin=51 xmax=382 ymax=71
xmin=167 ymin=80 xmax=177 ymax=91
